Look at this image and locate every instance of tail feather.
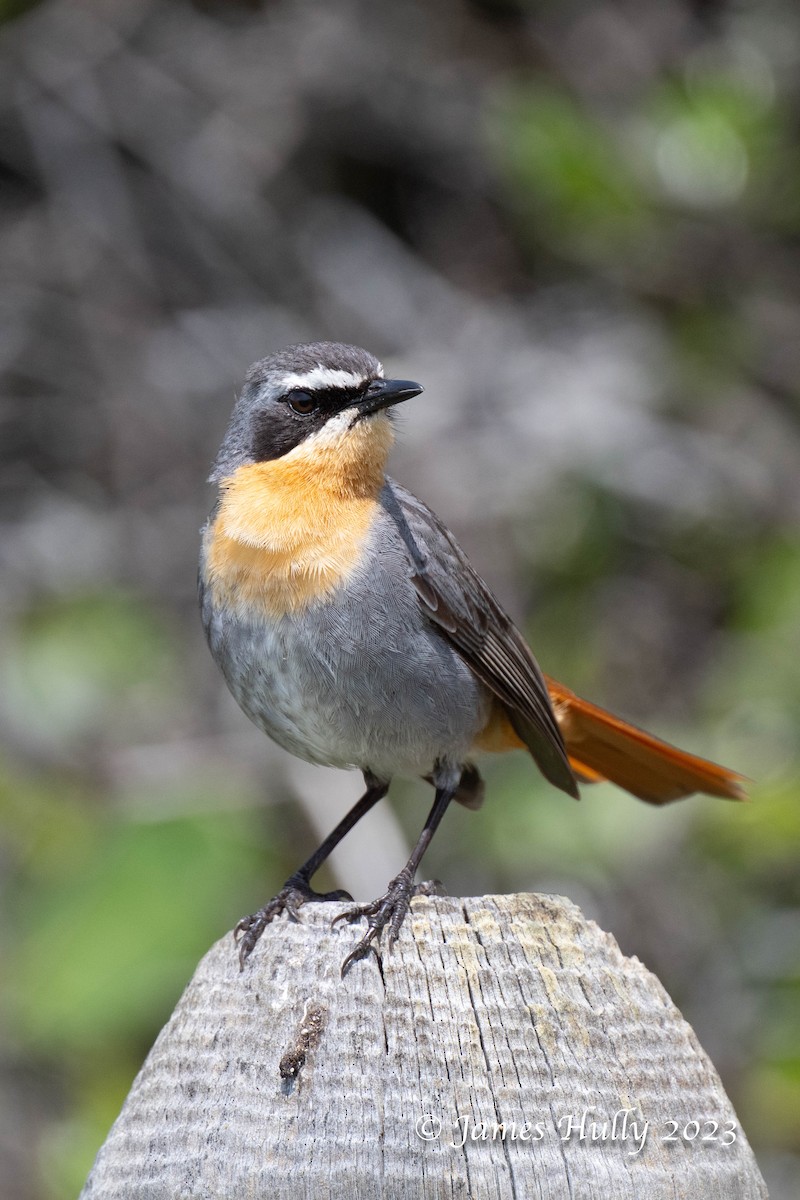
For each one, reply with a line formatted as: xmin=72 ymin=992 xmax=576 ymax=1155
xmin=546 ymin=676 xmax=746 ymax=805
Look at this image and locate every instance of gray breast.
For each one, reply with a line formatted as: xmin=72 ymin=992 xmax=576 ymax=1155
xmin=200 ymin=493 xmax=490 ymax=780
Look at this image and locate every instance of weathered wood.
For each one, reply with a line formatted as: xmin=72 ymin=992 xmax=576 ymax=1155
xmin=81 ymin=894 xmax=767 ymax=1199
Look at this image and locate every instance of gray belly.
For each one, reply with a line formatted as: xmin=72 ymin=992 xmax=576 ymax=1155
xmin=201 ymin=542 xmax=489 ymax=781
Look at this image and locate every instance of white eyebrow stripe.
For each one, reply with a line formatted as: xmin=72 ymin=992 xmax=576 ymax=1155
xmin=279 ymin=366 xmax=373 ymax=391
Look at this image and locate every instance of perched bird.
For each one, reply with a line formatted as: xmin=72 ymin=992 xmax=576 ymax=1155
xmin=199 ymin=341 xmax=745 ymax=971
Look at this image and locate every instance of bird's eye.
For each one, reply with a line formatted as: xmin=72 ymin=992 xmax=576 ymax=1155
xmin=287 ymin=390 xmax=318 ymax=415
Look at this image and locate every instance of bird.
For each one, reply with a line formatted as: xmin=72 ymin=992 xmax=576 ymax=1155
xmin=199 ymin=340 xmax=746 ymax=972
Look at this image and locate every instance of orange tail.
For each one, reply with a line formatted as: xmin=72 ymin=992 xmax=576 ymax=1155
xmin=545 ymin=676 xmax=746 ymax=805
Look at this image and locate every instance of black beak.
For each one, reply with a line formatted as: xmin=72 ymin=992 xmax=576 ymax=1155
xmin=358 ymin=377 xmax=424 ymax=417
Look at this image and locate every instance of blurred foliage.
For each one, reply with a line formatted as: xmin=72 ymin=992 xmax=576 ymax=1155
xmin=0 ymin=592 xmax=282 ymax=1196
xmin=497 ymin=85 xmax=650 ymax=262
xmin=4 ymin=593 xmax=175 ymax=747
xmin=1 ymin=0 xmax=799 ymax=1197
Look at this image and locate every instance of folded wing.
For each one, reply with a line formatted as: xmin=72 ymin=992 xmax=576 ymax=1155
xmin=385 ymin=480 xmax=745 ymax=806
xmin=384 ymin=482 xmax=578 ymax=798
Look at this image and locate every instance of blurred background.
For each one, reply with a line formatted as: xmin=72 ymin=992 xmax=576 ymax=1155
xmin=1 ymin=0 xmax=798 ymax=1195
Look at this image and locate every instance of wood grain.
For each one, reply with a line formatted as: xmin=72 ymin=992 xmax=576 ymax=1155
xmin=80 ymin=894 xmax=767 ymax=1199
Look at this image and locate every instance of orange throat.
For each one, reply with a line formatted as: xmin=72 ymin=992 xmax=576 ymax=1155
xmin=204 ymin=414 xmax=393 ymax=619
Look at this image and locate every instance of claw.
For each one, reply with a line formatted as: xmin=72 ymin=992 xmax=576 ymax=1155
xmin=340 ymin=938 xmax=383 ymax=977
xmin=235 ymin=879 xmax=354 ymax=969
xmin=335 ymin=873 xmax=437 ymax=975
xmin=331 ymin=903 xmax=373 ymax=929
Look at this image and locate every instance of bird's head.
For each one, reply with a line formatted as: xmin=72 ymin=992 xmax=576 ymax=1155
xmin=210 ymin=341 xmax=423 ymax=482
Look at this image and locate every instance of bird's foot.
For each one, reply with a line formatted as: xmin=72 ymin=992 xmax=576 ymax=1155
xmin=234 ymin=875 xmax=353 ymax=969
xmin=333 ymin=871 xmax=442 ymax=975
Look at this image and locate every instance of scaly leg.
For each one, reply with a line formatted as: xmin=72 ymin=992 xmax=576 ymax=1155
xmin=335 ymin=771 xmax=457 ymax=974
xmin=235 ymin=771 xmax=389 ymax=968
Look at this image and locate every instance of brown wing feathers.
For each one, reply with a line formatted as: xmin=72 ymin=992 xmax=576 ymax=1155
xmin=392 ymin=482 xmax=744 ymax=807
xmin=393 ymin=484 xmax=577 ymax=798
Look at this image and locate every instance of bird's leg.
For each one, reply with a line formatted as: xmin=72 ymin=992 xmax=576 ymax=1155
xmin=235 ymin=772 xmax=389 ymax=968
xmin=335 ymin=771 xmax=457 ymax=975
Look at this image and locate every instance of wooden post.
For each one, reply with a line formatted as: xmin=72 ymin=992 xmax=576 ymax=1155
xmin=80 ymin=894 xmax=767 ymax=1199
